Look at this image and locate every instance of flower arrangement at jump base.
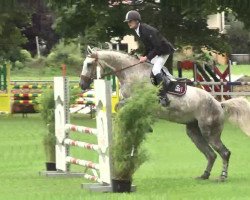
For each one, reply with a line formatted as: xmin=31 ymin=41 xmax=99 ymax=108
xmin=111 ymin=81 xmax=160 ymax=192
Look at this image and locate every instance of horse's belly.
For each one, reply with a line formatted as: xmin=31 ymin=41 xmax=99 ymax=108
xmin=158 ymin=107 xmax=196 ymax=124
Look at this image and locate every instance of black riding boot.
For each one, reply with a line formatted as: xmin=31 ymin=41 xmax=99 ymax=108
xmin=154 ymin=73 xmax=171 ymax=107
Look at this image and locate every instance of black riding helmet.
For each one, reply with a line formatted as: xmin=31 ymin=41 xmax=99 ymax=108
xmin=124 ymin=10 xmax=141 ymax=22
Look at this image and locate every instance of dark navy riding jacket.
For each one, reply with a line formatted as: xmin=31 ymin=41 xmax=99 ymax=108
xmin=137 ymin=23 xmax=175 ymax=60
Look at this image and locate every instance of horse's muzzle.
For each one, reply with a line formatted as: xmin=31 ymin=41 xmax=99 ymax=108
xmin=79 ymin=75 xmax=92 ymax=90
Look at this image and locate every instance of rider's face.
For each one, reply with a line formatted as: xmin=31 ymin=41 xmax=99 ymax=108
xmin=127 ymin=20 xmax=139 ymax=29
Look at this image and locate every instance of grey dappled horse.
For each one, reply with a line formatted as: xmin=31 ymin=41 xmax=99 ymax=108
xmin=80 ymin=47 xmax=250 ymax=181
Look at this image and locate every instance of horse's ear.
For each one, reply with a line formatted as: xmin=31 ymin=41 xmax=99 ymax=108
xmin=87 ymin=45 xmax=93 ymax=55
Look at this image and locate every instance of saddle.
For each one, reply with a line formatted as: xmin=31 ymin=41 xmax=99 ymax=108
xmin=161 ymin=68 xmax=187 ymax=96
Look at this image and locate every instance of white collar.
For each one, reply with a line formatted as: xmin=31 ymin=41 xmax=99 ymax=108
xmin=135 ymin=23 xmax=140 ymax=37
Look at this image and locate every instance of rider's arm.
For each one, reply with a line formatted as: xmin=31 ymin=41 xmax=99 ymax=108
xmin=145 ymin=29 xmax=162 ymax=60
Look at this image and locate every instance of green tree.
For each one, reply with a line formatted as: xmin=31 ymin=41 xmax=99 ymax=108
xmin=218 ymin=0 xmax=250 ymax=29
xmin=23 ymin=0 xmax=58 ymax=56
xmin=227 ymin=21 xmax=250 ymax=54
xmin=47 ymin=0 xmax=250 ymax=72
xmin=50 ymin=0 xmax=128 ymax=47
xmin=0 ymin=0 xmax=58 ymax=61
xmin=0 ymin=10 xmax=29 ymax=62
xmin=134 ymin=0 xmax=230 ymax=72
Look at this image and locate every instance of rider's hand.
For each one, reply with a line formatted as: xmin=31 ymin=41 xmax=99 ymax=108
xmin=139 ymin=56 xmax=147 ymax=63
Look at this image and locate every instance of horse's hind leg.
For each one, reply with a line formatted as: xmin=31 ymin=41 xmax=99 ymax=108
xmin=198 ymin=120 xmax=231 ymax=181
xmin=208 ymin=137 xmax=231 ymax=181
xmin=186 ymin=121 xmax=217 ymax=180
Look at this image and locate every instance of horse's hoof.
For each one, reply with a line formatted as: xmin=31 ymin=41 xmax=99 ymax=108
xmin=195 ymin=171 xmax=210 ymax=180
xmin=217 ymin=176 xmax=227 ymax=182
xmin=195 ymin=176 xmax=209 ymax=180
xmin=217 ymin=171 xmax=227 ymax=182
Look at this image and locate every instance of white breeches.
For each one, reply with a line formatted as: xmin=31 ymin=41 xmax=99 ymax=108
xmin=151 ymin=54 xmax=170 ymax=76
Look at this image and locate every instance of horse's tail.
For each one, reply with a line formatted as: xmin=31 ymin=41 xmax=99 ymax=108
xmin=221 ymin=97 xmax=250 ymax=136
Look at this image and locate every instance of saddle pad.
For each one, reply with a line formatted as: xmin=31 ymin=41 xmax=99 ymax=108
xmin=167 ymin=81 xmax=187 ymax=96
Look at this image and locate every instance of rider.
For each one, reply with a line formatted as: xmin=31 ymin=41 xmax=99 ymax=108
xmin=124 ymin=10 xmax=175 ymax=106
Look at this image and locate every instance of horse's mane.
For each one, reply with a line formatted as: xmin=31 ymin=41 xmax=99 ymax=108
xmin=95 ymin=48 xmax=153 ymax=67
xmin=96 ymin=48 xmax=136 ymax=57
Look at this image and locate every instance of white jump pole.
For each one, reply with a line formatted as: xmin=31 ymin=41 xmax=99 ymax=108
xmin=54 ymin=76 xmax=113 ymax=190
xmin=54 ymin=76 xmax=70 ymax=172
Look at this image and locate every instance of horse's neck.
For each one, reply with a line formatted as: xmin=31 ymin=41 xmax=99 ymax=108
xmin=98 ymin=51 xmax=151 ymax=84
xmin=99 ymin=51 xmax=152 ymax=98
xmin=98 ymin=50 xmax=136 ymax=70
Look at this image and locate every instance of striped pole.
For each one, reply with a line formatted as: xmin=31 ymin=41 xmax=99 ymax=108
xmin=191 ymin=81 xmax=250 ymax=86
xmin=64 ymin=138 xmax=99 ymax=152
xmin=11 ymin=80 xmax=80 ymax=83
xmin=65 ymin=124 xmax=98 ymax=135
xmin=83 ymin=173 xmax=102 ymax=183
xmin=78 ymin=93 xmax=95 ymax=98
xmin=12 ymin=84 xmax=52 ymax=89
xmin=76 ymin=100 xmax=95 ymax=105
xmin=14 ymin=100 xmax=38 ymax=104
xmin=206 ymin=91 xmax=250 ymax=96
xmin=12 ymin=84 xmax=79 ymax=89
xmin=226 ymin=81 xmax=250 ymax=86
xmin=66 ymin=156 xmax=100 ymax=170
xmin=13 ymin=93 xmax=42 ymax=98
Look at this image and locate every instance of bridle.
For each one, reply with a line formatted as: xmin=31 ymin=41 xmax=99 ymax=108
xmin=80 ymin=52 xmax=141 ymax=82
